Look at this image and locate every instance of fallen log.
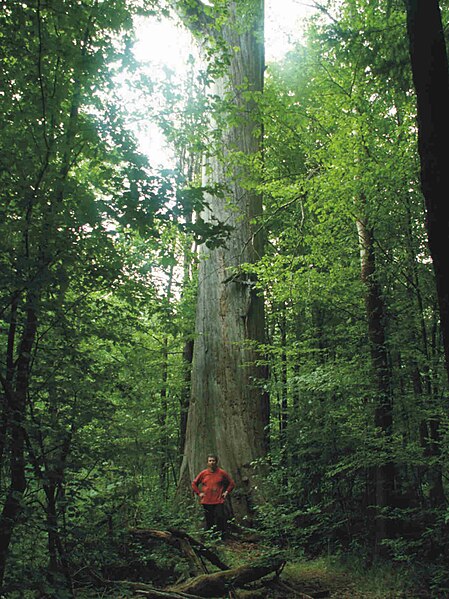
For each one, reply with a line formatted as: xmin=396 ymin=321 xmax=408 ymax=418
xmin=98 ymin=579 xmax=203 ymax=598
xmin=167 ymin=528 xmax=231 ymax=571
xmin=133 ymin=588 xmax=202 ymax=598
xmin=135 ymin=593 xmax=200 ymax=598
xmin=170 ymin=557 xmax=285 ymax=598
xmin=129 ymin=528 xmax=230 ymax=576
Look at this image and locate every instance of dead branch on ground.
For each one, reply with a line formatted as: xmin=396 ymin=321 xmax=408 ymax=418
xmin=129 ymin=527 xmax=230 ymax=576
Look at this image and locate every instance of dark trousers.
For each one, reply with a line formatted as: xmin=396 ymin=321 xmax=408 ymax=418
xmin=203 ymin=503 xmax=226 ymax=534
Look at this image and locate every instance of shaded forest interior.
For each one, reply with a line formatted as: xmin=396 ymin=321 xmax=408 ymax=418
xmin=1 ymin=0 xmax=449 ymax=597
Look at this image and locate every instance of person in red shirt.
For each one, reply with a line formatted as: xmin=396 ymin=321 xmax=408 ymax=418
xmin=192 ymin=454 xmax=235 ymax=537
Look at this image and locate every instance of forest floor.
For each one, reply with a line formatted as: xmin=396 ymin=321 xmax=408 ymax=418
xmin=220 ymin=539 xmax=427 ymax=599
xmin=75 ymin=534 xmax=430 ymax=598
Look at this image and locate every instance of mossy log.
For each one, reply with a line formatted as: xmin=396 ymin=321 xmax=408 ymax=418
xmin=170 ymin=557 xmax=285 ymax=597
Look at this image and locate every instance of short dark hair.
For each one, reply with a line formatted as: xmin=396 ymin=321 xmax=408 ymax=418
xmin=207 ymin=454 xmax=218 ymax=461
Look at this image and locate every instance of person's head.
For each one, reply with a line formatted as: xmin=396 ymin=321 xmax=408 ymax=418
xmin=207 ymin=454 xmax=218 ymax=471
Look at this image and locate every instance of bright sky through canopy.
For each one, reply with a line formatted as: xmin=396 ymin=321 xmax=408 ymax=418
xmin=133 ymin=0 xmax=314 ymax=65
xmin=130 ymin=0 xmax=315 ymax=164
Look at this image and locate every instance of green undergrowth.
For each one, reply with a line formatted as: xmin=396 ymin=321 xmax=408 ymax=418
xmin=71 ymin=543 xmax=431 ymax=598
xmin=218 ymin=540 xmax=426 ymax=598
xmin=282 ymin=556 xmax=420 ymax=598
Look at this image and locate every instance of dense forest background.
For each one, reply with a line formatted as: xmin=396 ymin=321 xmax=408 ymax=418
xmin=1 ymin=0 xmax=449 ymax=597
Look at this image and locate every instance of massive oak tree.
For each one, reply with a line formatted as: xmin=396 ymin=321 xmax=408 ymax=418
xmin=175 ymin=0 xmax=269 ymax=519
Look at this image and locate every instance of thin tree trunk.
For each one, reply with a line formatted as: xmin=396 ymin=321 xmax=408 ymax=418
xmin=403 ymin=193 xmax=445 ymax=507
xmin=179 ymin=338 xmax=193 ymax=464
xmin=356 ymin=213 xmax=395 ymax=553
xmin=0 ymin=295 xmax=19 ymax=480
xmin=159 ymin=336 xmax=170 ymax=497
xmin=278 ymin=306 xmax=288 ymax=480
xmin=44 ymin=482 xmax=74 ymax=596
xmin=178 ymin=182 xmax=196 ymax=468
xmin=159 ymin=263 xmax=175 ymax=496
xmin=25 ymin=419 xmax=75 ymax=597
xmin=0 ymin=298 xmax=38 ymax=584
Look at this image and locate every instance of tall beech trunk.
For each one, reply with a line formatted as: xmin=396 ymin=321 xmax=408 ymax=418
xmin=176 ymin=0 xmax=269 ymax=520
xmin=356 ymin=213 xmax=395 ymax=552
xmin=405 ymin=0 xmax=449 ymax=385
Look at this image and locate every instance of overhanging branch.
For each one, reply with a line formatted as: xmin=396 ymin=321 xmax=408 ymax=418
xmin=169 ymin=0 xmax=215 ymax=36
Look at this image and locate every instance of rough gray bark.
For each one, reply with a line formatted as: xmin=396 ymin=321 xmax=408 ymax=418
xmin=176 ymin=1 xmax=269 ymax=520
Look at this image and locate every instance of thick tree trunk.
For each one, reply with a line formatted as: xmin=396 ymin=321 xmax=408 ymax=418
xmin=405 ymin=0 xmax=449 ymax=384
xmin=178 ymin=1 xmax=269 ymax=520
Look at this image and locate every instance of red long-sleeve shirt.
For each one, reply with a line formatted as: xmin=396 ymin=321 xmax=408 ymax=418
xmin=192 ymin=467 xmax=235 ymax=505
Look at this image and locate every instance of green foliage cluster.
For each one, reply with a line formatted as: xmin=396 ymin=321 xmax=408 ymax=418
xmin=2 ymin=0 xmax=449 ymax=597
xmin=250 ymin=1 xmax=449 ymax=594
xmin=0 ymin=0 xmax=208 ymax=595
